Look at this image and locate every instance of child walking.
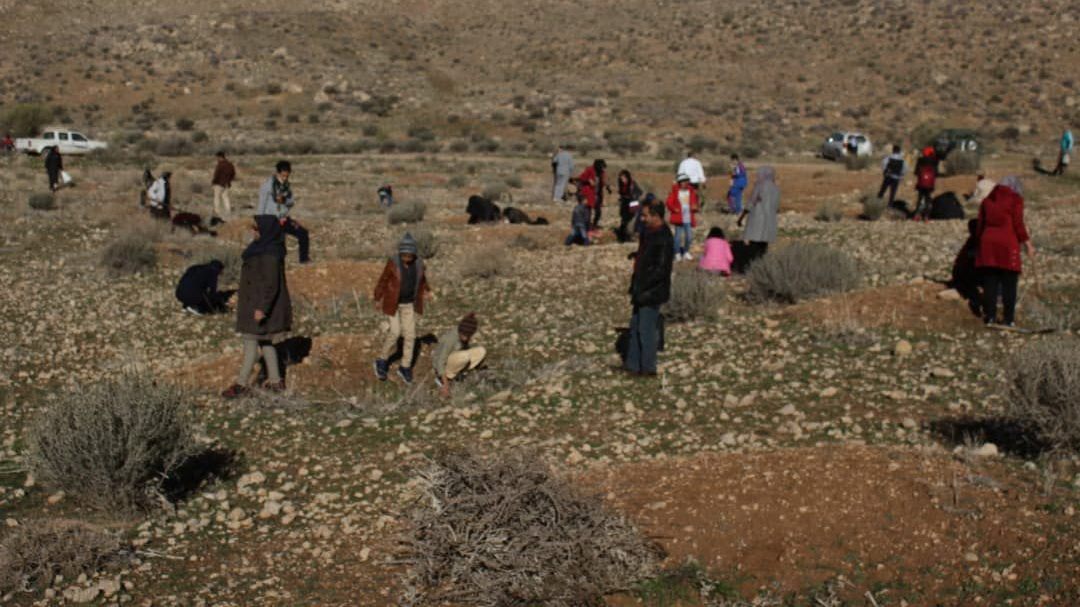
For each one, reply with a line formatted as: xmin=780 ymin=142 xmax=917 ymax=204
xmin=698 ymin=227 xmax=734 ymax=276
xmin=666 ymin=174 xmax=699 ymax=260
xmin=373 ymin=233 xmax=432 ymax=384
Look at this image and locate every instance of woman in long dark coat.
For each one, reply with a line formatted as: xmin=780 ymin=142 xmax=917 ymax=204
xmin=222 ymin=215 xmax=292 ymax=397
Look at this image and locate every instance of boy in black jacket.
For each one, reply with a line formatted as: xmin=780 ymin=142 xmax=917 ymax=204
xmin=625 ymin=200 xmax=674 ymax=375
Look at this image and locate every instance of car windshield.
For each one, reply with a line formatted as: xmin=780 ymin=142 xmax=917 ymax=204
xmin=830 ymin=133 xmax=844 ymax=142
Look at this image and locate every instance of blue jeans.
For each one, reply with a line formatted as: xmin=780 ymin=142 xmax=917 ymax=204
xmin=564 ymin=225 xmax=590 ymax=246
xmin=673 ymin=224 xmax=693 ymax=255
xmin=625 ymin=305 xmax=660 ymax=374
xmin=728 ymin=186 xmax=745 ymax=214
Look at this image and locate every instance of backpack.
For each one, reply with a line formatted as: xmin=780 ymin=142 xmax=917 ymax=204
xmin=884 ymin=157 xmax=904 ymax=177
xmin=916 ymin=163 xmax=936 ymax=189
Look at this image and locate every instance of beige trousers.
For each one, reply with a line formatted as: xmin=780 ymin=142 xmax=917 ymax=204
xmin=445 ymin=347 xmax=487 ymax=379
xmin=212 ymin=184 xmax=232 ymax=218
xmin=382 ymin=304 xmax=417 ymax=366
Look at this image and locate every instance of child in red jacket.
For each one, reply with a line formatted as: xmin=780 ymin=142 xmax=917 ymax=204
xmin=666 ymin=174 xmax=699 ymax=260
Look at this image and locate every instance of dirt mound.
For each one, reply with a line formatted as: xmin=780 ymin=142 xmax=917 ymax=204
xmin=597 ymin=445 xmax=1077 ymax=602
xmin=288 ymin=260 xmax=382 ymax=303
xmin=786 ymin=280 xmax=983 ymax=333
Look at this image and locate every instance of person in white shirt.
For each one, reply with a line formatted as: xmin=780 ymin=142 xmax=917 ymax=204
xmin=676 ymin=151 xmax=706 ymax=206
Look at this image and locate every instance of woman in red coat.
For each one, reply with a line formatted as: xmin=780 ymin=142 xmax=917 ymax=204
xmin=665 ymin=174 xmax=700 ymax=260
xmin=576 ymin=159 xmax=608 ymax=229
xmin=975 ymin=176 xmax=1035 ymax=326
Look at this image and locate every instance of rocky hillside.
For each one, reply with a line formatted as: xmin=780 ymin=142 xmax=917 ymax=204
xmin=2 ymin=0 xmax=1079 ymax=155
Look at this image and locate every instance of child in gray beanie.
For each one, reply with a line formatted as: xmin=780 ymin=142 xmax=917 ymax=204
xmin=372 ymin=232 xmax=433 ymax=384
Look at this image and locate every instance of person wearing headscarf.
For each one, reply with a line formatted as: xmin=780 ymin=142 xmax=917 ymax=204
xmin=147 ymin=170 xmax=172 ymax=220
xmin=615 ymin=169 xmax=643 ymax=243
xmin=44 ymin=145 xmax=63 ymax=192
xmin=373 ymin=232 xmax=433 ymax=385
xmin=1053 ymin=128 xmax=1074 ymax=175
xmin=665 ymin=174 xmax=699 ymax=260
xmin=551 ymin=145 xmax=574 ymax=202
xmin=222 ymin=216 xmax=292 ymax=398
xmin=727 ymin=154 xmax=748 ymax=214
xmin=975 ymin=176 xmax=1035 ymax=327
xmin=736 ymin=166 xmax=780 ymax=271
xmin=433 ymin=312 xmax=487 ymax=397
xmin=576 ymin=159 xmax=609 ymax=229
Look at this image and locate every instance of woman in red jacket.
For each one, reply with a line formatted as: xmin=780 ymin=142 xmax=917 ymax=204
xmin=666 ymin=174 xmax=699 ymax=260
xmin=576 ymin=159 xmax=608 ymax=229
xmin=975 ymin=176 xmax=1035 ymax=327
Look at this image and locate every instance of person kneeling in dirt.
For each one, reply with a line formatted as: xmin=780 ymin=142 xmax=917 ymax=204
xmin=373 ymin=233 xmax=433 ymax=385
xmin=222 ymin=216 xmax=293 ymax=398
xmin=565 ymin=194 xmax=592 ymax=246
xmin=147 ymin=171 xmax=173 ymax=220
xmin=176 ymin=259 xmax=233 ymax=315
xmin=948 ymin=219 xmax=983 ymax=318
xmin=433 ymin=313 xmax=486 ymax=397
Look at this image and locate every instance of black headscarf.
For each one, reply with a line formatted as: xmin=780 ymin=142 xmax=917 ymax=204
xmin=243 ymin=215 xmax=287 ymax=260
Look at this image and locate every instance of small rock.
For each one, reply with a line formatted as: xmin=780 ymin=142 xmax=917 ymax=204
xmin=931 ymin=367 xmax=956 ymax=379
xmin=778 ymin=404 xmax=798 ymax=416
xmin=964 ymin=552 xmax=979 ymax=562
xmin=902 ymin=418 xmax=918 ymax=430
xmin=937 ymin=289 xmax=962 ymax=301
xmin=820 ymin=387 xmax=838 ymax=398
xmin=228 ymin=507 xmax=247 ymax=522
xmin=894 ymin=340 xmax=913 ymax=357
xmin=238 ymin=471 xmax=266 ymax=489
xmin=971 ymin=443 xmax=999 ymax=457
xmin=46 ymin=491 xmax=65 ymax=505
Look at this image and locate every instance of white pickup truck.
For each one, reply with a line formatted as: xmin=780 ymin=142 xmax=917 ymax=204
xmin=15 ymin=127 xmax=108 ymax=155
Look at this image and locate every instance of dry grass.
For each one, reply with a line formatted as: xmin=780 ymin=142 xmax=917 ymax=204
xmin=814 ymin=201 xmax=844 ymax=222
xmin=747 ymin=243 xmax=860 ymax=304
xmin=101 ymin=228 xmax=160 ymax=275
xmin=665 ymin=270 xmax=725 ymax=322
xmin=460 ymin=244 xmax=513 ymax=279
xmin=388 ymin=200 xmax=427 ymax=225
xmin=26 ymin=376 xmax=199 ymax=511
xmin=399 ymin=449 xmax=663 ymax=606
xmin=0 ymin=519 xmax=123 ymax=596
xmin=859 ymin=193 xmax=887 ymax=221
xmin=1008 ymin=338 xmax=1080 ymax=454
xmin=28 ymin=192 xmax=55 ymax=211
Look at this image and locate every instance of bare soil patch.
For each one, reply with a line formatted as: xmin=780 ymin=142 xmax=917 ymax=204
xmin=785 ymin=281 xmax=983 ymax=334
xmin=597 ymin=446 xmax=1080 ymax=604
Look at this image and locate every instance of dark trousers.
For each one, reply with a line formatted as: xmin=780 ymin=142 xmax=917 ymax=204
xmin=616 ymin=200 xmax=635 ymax=242
xmin=625 ymin=305 xmax=660 ymax=374
xmin=733 ymin=241 xmax=770 ymax=273
xmin=591 ymin=204 xmax=603 ymax=228
xmin=180 ymin=291 xmax=232 ymax=314
xmin=982 ymin=268 xmax=1019 ymax=325
xmin=47 ymin=169 xmax=60 ymax=191
xmin=878 ymin=177 xmax=899 ymax=203
xmin=915 ymin=188 xmax=934 ymax=219
xmin=283 ymin=218 xmax=310 ymax=263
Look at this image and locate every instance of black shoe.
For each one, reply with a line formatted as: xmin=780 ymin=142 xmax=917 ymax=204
xmin=397 ymin=366 xmax=413 ymax=385
xmin=373 ymin=359 xmax=389 ymax=381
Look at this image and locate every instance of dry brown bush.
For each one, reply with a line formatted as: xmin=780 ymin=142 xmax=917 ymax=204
xmin=747 ymin=243 xmax=860 ymax=303
xmin=26 ymin=376 xmax=198 ymax=512
xmin=101 ymin=229 xmax=159 ymax=275
xmin=665 ymin=270 xmax=725 ymax=322
xmin=0 ymin=519 xmax=123 ymax=596
xmin=399 ymin=449 xmax=663 ymax=606
xmin=460 ymin=244 xmax=512 ymax=279
xmin=388 ymin=200 xmax=427 ymax=225
xmin=1008 ymin=338 xmax=1080 ymax=454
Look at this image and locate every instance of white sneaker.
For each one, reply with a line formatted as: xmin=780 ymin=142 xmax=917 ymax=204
xmin=684 ymin=253 xmax=694 ymax=261
xmin=183 ymin=306 xmax=203 ymax=316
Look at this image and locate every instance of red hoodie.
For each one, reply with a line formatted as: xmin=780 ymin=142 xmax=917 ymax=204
xmin=665 ymin=183 xmax=699 ymax=227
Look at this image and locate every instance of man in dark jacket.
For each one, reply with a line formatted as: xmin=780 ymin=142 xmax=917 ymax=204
xmin=211 ymin=151 xmax=236 ymax=222
xmin=44 ymin=146 xmax=63 ymax=192
xmin=222 ymin=216 xmax=293 ymax=398
xmin=175 ymin=260 xmax=232 ymax=315
xmin=625 ymin=200 xmax=674 ymax=376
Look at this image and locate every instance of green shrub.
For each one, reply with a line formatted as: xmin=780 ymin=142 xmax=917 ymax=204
xmin=101 ymin=229 xmax=159 ymax=275
xmin=0 ymin=104 xmax=52 ymax=137
xmin=26 ymin=376 xmax=198 ymax=511
xmin=387 ymin=200 xmax=427 ymax=225
xmin=747 ymin=242 xmax=860 ymax=303
xmin=664 ymin=270 xmax=725 ymax=322
xmin=859 ymin=193 xmax=887 ymax=220
xmin=814 ymin=201 xmax=843 ymax=222
xmin=504 ymin=174 xmax=523 ymax=189
xmin=28 ymin=193 xmax=55 ymax=211
xmin=1008 ymin=339 xmax=1080 ymax=454
xmin=174 ymin=117 xmax=195 ymax=131
xmin=944 ymin=151 xmax=981 ymax=175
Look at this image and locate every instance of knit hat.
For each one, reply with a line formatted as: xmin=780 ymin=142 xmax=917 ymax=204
xmin=458 ymin=312 xmax=479 ymax=338
xmin=398 ymin=232 xmax=418 ymax=256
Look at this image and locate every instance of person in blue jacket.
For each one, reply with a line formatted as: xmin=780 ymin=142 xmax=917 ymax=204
xmin=727 ymin=154 xmax=748 ymax=214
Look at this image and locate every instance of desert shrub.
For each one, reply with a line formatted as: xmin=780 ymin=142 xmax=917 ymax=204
xmin=27 ymin=193 xmax=55 ymax=211
xmin=481 ymin=181 xmax=508 ymax=201
xmin=843 ymin=154 xmax=872 ymax=171
xmin=391 ymin=228 xmax=439 ymax=259
xmin=504 ymin=173 xmax=523 ymax=189
xmin=859 ymin=193 xmax=887 ymax=220
xmin=0 ymin=520 xmax=123 ymax=595
xmin=944 ymin=151 xmax=981 ymax=175
xmin=664 ymin=270 xmax=725 ymax=322
xmin=399 ymin=449 xmax=663 ymax=607
xmin=154 ymin=136 xmax=193 ymax=156
xmin=174 ymin=117 xmax=195 ymax=131
xmin=461 ymin=244 xmax=512 ymax=279
xmin=0 ymin=103 xmax=51 ymax=137
xmin=814 ymin=201 xmax=843 ymax=222
xmin=508 ymin=233 xmax=545 ymax=250
xmin=747 ymin=242 xmax=860 ymax=303
xmin=1008 ymin=339 xmax=1080 ymax=454
xmin=26 ymin=376 xmax=198 ymax=511
xmin=101 ymin=229 xmax=159 ymax=275
xmin=446 ymin=175 xmax=467 ymax=188
xmin=387 ymin=200 xmax=427 ymax=225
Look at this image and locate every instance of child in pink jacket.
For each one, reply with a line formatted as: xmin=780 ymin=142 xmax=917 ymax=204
xmin=698 ymin=227 xmax=733 ymax=276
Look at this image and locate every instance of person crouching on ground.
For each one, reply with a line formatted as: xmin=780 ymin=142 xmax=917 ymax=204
xmin=222 ymin=216 xmax=292 ymax=398
xmin=698 ymin=227 xmax=734 ymax=276
xmin=948 ymin=219 xmax=983 ymax=318
xmin=565 ymin=194 xmax=591 ymax=246
xmin=666 ymin=174 xmax=699 ymax=261
xmin=176 ymin=259 xmax=232 ymax=315
xmin=625 ymin=200 xmax=674 ymax=376
xmin=373 ymin=233 xmax=433 ymax=385
xmin=433 ymin=313 xmax=486 ymax=397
